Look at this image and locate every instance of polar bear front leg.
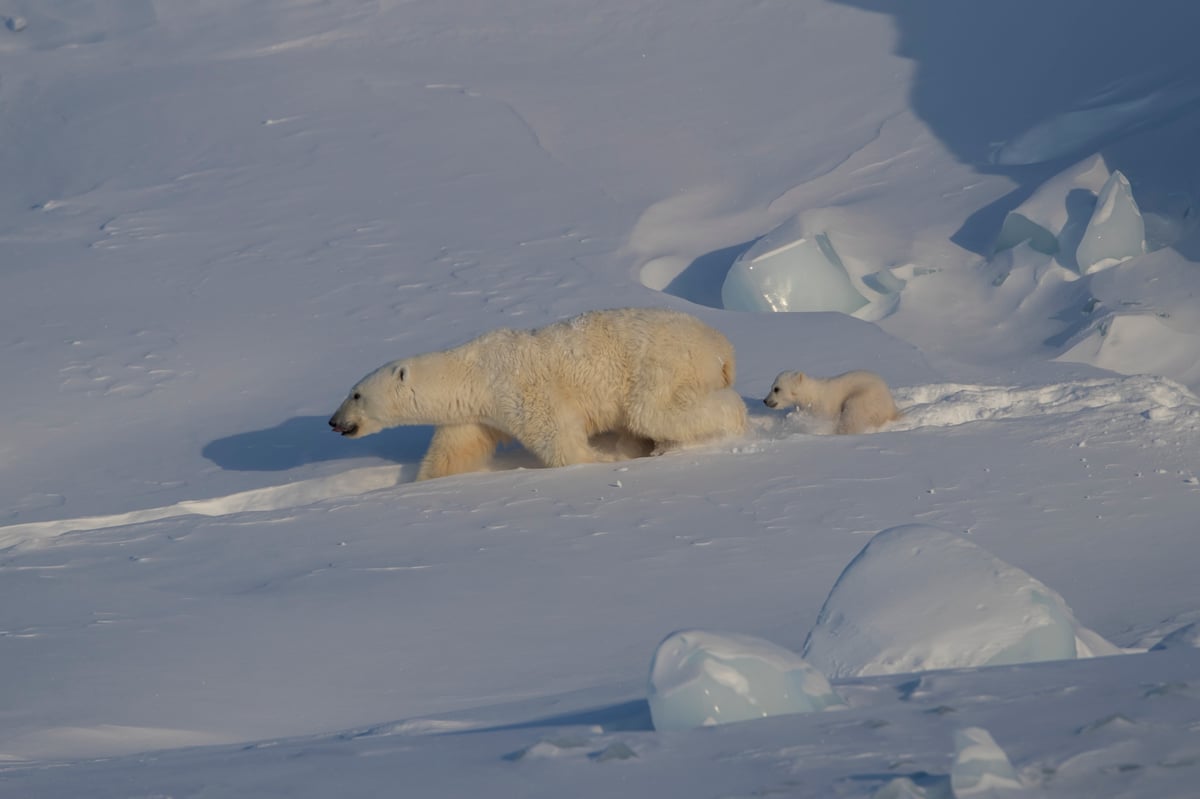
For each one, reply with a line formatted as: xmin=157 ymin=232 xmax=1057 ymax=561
xmin=417 ymin=423 xmax=507 ymax=480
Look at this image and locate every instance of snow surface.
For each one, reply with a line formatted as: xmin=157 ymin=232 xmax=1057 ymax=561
xmin=3 ymin=1 xmax=1200 ymax=797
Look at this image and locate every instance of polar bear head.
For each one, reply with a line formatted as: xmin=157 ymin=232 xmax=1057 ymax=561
xmin=328 ymin=360 xmax=411 ymax=438
xmin=329 ymin=352 xmax=463 ymax=438
xmin=763 ymin=370 xmax=812 ymax=410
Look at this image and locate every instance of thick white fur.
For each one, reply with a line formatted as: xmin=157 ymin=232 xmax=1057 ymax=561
xmin=330 ymin=308 xmax=748 ymax=480
xmin=764 ymin=369 xmax=900 ymax=434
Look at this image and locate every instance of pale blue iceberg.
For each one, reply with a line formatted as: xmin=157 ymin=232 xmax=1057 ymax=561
xmin=647 ymin=629 xmax=844 ymax=731
xmin=721 ymin=219 xmax=868 ymax=314
xmin=1075 ymin=170 xmax=1146 ymax=274
xmin=951 ymin=727 xmax=1024 ymax=797
xmin=802 ymin=525 xmax=1120 ymax=678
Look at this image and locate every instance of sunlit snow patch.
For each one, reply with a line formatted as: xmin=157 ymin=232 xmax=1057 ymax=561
xmin=647 ymin=629 xmax=845 ymax=731
xmin=0 ymin=465 xmax=406 ymax=549
xmin=802 ymin=524 xmax=1119 ymax=679
xmin=721 ymin=215 xmax=869 ymax=315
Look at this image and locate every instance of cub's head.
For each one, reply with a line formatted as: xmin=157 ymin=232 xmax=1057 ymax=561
xmin=763 ymin=370 xmax=807 ymax=409
xmin=328 ymin=360 xmax=413 ymax=438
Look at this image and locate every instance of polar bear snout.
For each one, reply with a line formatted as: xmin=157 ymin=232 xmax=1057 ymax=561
xmin=763 ymin=396 xmax=779 ymax=409
xmin=329 ymin=416 xmax=359 ymax=437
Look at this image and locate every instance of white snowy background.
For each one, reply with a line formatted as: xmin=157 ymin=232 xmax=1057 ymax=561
xmin=2 ymin=1 xmax=1200 ymax=797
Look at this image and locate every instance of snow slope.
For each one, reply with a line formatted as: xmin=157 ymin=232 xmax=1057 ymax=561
xmin=2 ymin=1 xmax=1200 ymax=796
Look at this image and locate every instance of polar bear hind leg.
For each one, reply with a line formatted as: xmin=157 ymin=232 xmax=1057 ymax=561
xmin=627 ymin=383 xmax=748 ymax=450
xmin=417 ymin=423 xmax=509 ymax=480
xmin=837 ymin=393 xmax=896 ymax=435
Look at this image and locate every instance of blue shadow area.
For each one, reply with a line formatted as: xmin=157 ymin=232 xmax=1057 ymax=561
xmin=659 ymin=240 xmax=755 ymax=308
xmin=834 ymin=0 xmax=1200 ymax=255
xmin=482 ymin=699 xmax=654 ymax=736
xmin=203 ymin=416 xmax=433 ymax=472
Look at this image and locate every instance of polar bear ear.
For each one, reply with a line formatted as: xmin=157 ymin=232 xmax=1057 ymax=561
xmin=392 ymin=364 xmax=408 ymax=382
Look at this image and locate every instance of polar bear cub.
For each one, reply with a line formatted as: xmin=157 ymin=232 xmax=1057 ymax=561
xmin=329 ymin=307 xmax=748 ymax=480
xmin=764 ymin=369 xmax=900 ymax=434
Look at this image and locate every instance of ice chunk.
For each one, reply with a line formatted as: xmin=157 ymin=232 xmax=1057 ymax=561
xmin=722 ymin=218 xmax=868 ymax=314
xmin=647 ymin=629 xmax=844 ymax=731
xmin=951 ymin=727 xmax=1023 ymax=797
xmin=993 ymin=154 xmax=1109 ymax=257
xmin=1075 ymin=170 xmax=1146 ymax=274
xmin=802 ymin=524 xmax=1119 ymax=678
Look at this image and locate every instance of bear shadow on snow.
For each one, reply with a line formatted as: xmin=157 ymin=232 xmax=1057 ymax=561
xmin=202 ymin=416 xmax=434 ymax=472
xmin=201 ymin=417 xmax=657 ymax=476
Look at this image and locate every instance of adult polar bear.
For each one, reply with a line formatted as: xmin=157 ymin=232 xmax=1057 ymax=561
xmin=329 ymin=308 xmax=748 ymax=480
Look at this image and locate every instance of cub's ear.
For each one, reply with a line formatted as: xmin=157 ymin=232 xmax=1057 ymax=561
xmin=392 ymin=364 xmax=408 ymax=382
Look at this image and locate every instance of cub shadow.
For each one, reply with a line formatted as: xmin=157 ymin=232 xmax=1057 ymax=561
xmin=202 ymin=416 xmax=434 ymax=472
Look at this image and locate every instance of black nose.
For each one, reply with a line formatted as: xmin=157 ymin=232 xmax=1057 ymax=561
xmin=328 ymin=417 xmax=337 ymax=428
xmin=763 ymin=398 xmax=774 ymax=407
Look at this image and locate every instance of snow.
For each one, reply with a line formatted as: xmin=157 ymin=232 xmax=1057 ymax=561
xmin=3 ymin=1 xmax=1200 ymax=797
xmin=647 ymin=629 xmax=844 ymax=731
xmin=802 ymin=525 xmax=1119 ymax=679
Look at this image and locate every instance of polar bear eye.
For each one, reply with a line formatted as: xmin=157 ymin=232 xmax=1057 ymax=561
xmin=353 ymin=392 xmax=361 ymax=401
xmin=772 ymin=387 xmax=780 ymax=393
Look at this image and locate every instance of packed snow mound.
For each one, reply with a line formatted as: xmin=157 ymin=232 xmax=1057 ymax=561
xmin=1057 ymin=313 xmax=1200 ymax=391
xmin=991 ymin=80 xmax=1200 ymax=167
xmin=647 ymin=629 xmax=845 ymax=731
xmin=1150 ymin=622 xmax=1200 ymax=652
xmin=802 ymin=525 xmax=1120 ymax=679
xmin=890 ymin=375 xmax=1200 ymax=431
